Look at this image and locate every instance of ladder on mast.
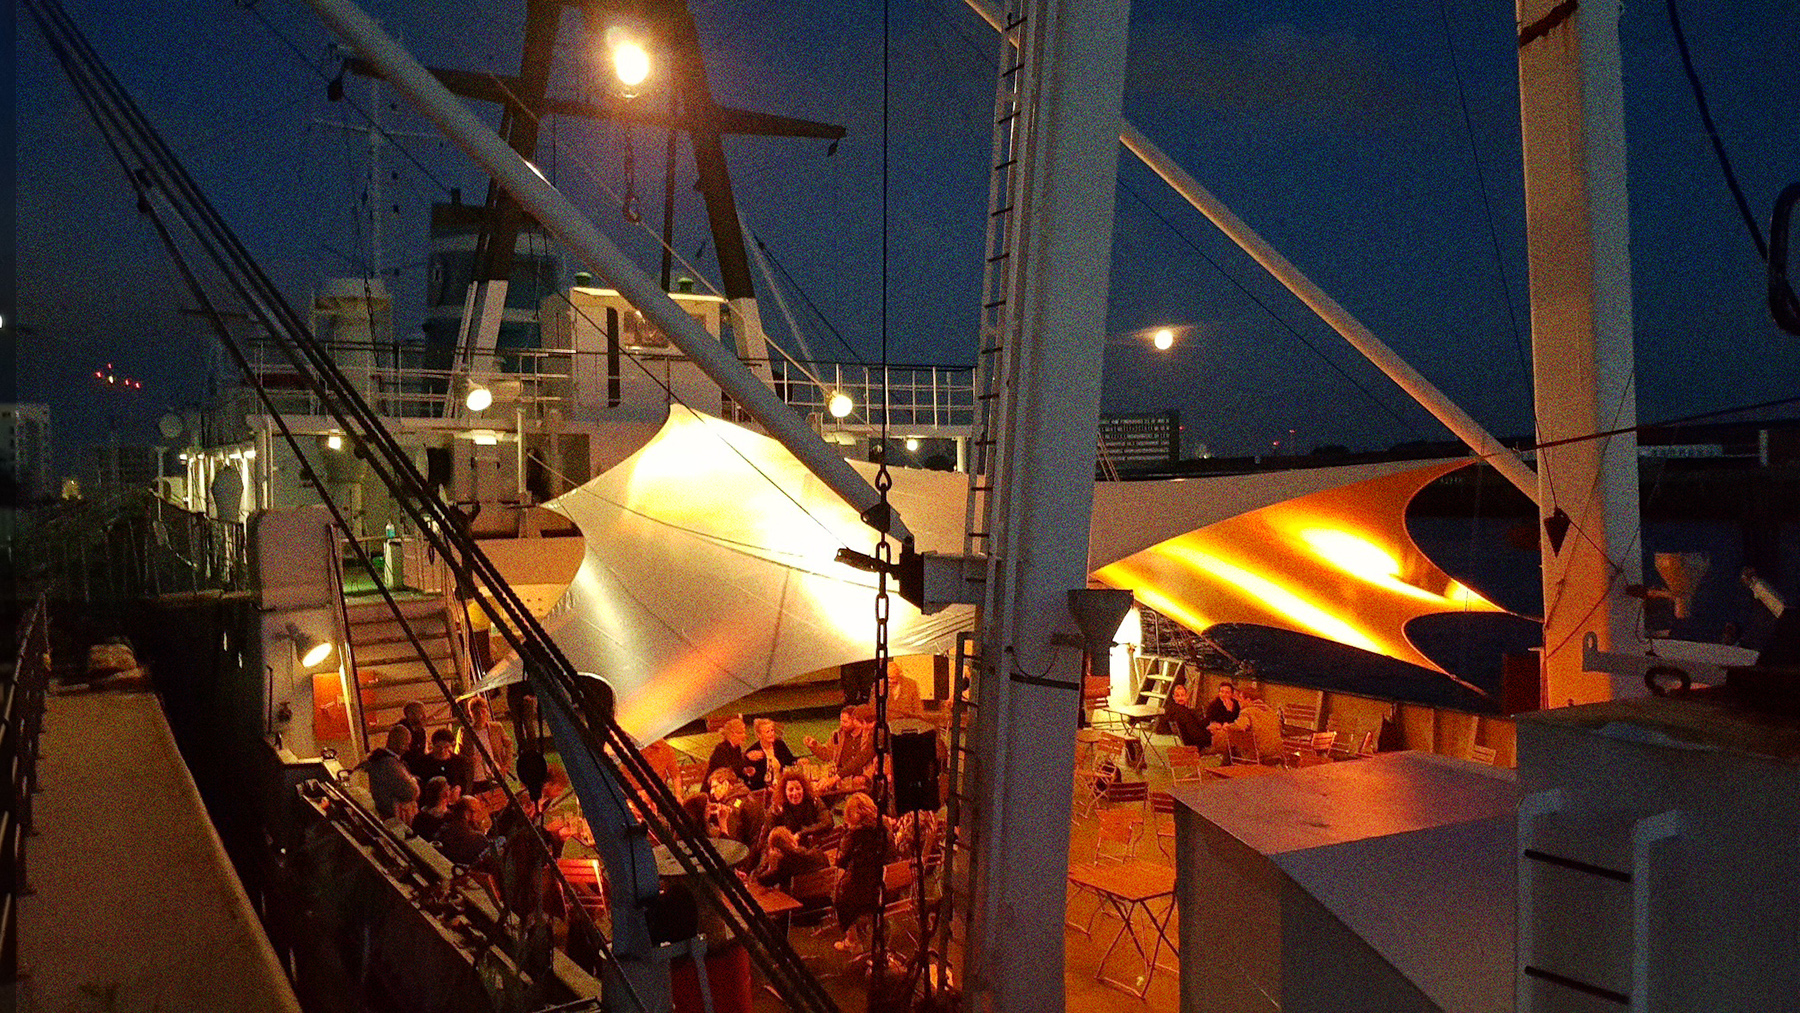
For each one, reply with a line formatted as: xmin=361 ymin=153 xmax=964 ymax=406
xmin=940 ymin=0 xmax=1040 ymax=974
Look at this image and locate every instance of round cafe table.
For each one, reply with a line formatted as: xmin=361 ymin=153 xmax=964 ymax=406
xmin=653 ymin=838 xmax=749 ymax=877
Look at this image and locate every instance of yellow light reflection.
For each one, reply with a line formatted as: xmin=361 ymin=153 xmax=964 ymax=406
xmin=1165 ymin=543 xmax=1382 ymax=653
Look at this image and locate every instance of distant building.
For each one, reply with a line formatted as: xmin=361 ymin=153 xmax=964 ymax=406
xmin=85 ymin=443 xmax=161 ymax=495
xmin=1098 ymin=411 xmax=1180 ymax=470
xmin=0 ymin=403 xmax=53 ymax=502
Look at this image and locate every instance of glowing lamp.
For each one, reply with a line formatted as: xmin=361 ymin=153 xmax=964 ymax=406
xmin=324 ymin=434 xmax=344 ymax=451
xmin=1152 ymin=327 xmax=1175 ymax=351
xmin=904 ymin=437 xmax=920 ymax=452
xmin=827 ymin=392 xmax=854 ymax=419
xmin=613 ymin=41 xmax=651 ymax=88
xmin=284 ymin=623 xmax=335 ymax=669
xmin=464 ymin=380 xmax=493 ymax=412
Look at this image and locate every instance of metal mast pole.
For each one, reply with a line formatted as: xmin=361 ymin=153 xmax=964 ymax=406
xmin=963 ymin=0 xmax=1130 ymax=1010
xmin=1516 ymin=0 xmax=1642 ymax=704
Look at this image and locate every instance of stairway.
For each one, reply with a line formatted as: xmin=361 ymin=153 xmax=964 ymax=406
xmin=342 ymin=595 xmax=467 ymax=751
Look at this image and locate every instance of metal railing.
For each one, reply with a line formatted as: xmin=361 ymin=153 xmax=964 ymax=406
xmin=226 ymin=336 xmax=979 ymax=432
xmin=4 ymin=595 xmax=52 ymax=982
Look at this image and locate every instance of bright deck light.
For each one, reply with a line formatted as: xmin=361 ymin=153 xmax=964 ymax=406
xmin=1152 ymin=327 xmax=1175 ymax=351
xmin=613 ymin=41 xmax=651 ymax=87
xmin=827 ymin=392 xmax=854 ymax=419
xmin=465 ymin=381 xmax=493 ymax=412
xmin=324 ymin=434 xmax=343 ymax=451
xmin=904 ymin=437 xmax=920 ymax=452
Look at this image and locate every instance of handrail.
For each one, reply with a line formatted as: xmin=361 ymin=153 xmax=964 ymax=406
xmin=4 ymin=595 xmax=52 ymax=983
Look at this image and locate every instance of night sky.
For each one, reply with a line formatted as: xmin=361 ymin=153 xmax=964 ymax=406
xmin=11 ymin=0 xmax=1799 ymax=470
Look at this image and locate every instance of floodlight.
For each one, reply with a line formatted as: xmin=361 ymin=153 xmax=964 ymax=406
xmin=284 ymin=623 xmax=335 ymax=669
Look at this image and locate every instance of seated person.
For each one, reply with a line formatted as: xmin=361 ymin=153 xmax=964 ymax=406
xmin=890 ymin=808 xmax=943 ymax=865
xmin=411 ymin=776 xmax=456 ymax=841
xmin=832 ymin=792 xmax=894 ymax=953
xmin=743 ymin=718 xmax=798 ymax=791
xmin=706 ymin=717 xmax=749 ymax=781
xmin=816 ymin=705 xmax=877 ymax=795
xmin=359 ymin=725 xmax=420 ymax=821
xmin=765 ymin=770 xmax=833 ymax=844
xmin=803 ymin=705 xmax=857 ymax=765
xmin=416 ymin=728 xmax=475 ymax=796
xmin=1161 ymin=682 xmax=1212 ymax=748
xmin=1203 ymin=681 xmax=1244 ymax=753
xmin=1232 ymin=691 xmax=1285 ymax=760
xmin=435 ymin=797 xmax=493 ymax=867
xmin=753 ymin=826 xmax=830 ymax=892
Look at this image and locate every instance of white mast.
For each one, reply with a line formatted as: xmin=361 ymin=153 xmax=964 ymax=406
xmin=1516 ymin=0 xmax=1643 ymax=704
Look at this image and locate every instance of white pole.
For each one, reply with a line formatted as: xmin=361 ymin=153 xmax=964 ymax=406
xmin=961 ymin=0 xmax=1539 ymax=505
xmin=305 ymin=0 xmax=911 ymax=543
xmin=1118 ymin=124 xmax=1541 ymax=503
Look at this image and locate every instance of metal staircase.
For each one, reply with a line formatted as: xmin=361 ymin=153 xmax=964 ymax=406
xmin=343 ymin=595 xmax=467 ymax=752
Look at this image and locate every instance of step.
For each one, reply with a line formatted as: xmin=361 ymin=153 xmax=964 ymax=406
xmin=344 ymin=597 xmax=448 ymax=623
xmin=354 ymin=650 xmax=457 ymax=670
xmin=350 ymin=630 xmax=452 ymax=650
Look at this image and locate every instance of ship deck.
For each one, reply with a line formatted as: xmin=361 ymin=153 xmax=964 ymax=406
xmin=15 ymin=687 xmax=302 ymax=1013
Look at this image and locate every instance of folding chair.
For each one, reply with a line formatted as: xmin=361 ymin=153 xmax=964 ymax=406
xmin=1150 ymin=790 xmax=1179 ymax=856
xmin=1164 ymin=745 xmax=1204 ymax=786
xmin=1226 ymin=726 xmax=1269 ymax=766
xmin=1068 ymin=810 xmax=1146 ymax=936
xmin=1097 ymin=776 xmax=1150 ymax=813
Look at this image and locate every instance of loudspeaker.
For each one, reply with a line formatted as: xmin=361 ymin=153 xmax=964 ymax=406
xmin=891 ymin=724 xmax=940 ymax=814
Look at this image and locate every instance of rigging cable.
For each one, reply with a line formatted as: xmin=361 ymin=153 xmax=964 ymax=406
xmin=1432 ymin=0 xmax=1530 ymax=385
xmin=1665 ymin=0 xmax=1769 ymax=262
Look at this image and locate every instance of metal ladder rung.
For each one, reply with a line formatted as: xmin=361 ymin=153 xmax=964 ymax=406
xmin=990 ymin=204 xmax=1013 ymax=218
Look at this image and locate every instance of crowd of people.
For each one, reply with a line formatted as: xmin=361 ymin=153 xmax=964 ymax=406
xmin=356 ymin=667 xmax=947 ymax=958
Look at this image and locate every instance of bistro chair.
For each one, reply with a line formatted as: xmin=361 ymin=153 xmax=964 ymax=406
xmin=1164 ymin=744 xmax=1204 ymax=786
xmin=1150 ymin=790 xmax=1179 ymax=856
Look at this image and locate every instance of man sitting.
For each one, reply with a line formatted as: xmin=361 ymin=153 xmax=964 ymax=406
xmin=803 ymin=705 xmax=857 ymax=765
xmin=434 ymin=797 xmax=493 ymax=867
xmin=816 ymin=705 xmax=876 ymax=794
xmin=1161 ymin=682 xmax=1212 ymax=748
xmin=416 ymin=728 xmax=474 ymax=796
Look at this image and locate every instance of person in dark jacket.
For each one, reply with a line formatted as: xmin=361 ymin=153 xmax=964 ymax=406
xmin=411 ymin=776 xmax=456 ymax=841
xmin=743 ymin=717 xmax=798 ymax=791
xmin=435 ymin=797 xmax=493 ymax=867
xmin=1161 ymin=682 xmax=1212 ymax=748
xmin=765 ymin=770 xmax=833 ymax=844
xmin=832 ymin=792 xmax=893 ymax=953
xmin=416 ymin=728 xmax=474 ymax=796
xmin=706 ymin=717 xmax=749 ymax=780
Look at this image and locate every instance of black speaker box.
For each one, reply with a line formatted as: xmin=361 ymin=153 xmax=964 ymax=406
xmin=891 ymin=724 xmax=940 ymax=814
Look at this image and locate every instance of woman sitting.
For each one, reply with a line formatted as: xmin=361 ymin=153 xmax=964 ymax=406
xmin=832 ymin=792 xmax=894 ymax=953
xmin=753 ymin=826 xmax=830 ymax=893
xmin=765 ymin=769 xmax=833 ymax=844
xmin=743 ymin=717 xmax=798 ymax=791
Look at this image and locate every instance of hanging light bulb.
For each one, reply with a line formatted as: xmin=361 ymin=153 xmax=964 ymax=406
xmin=613 ymin=40 xmax=651 ymax=89
xmin=827 ymin=392 xmax=854 ymax=419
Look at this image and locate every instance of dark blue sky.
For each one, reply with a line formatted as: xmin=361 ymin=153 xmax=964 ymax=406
xmin=12 ymin=0 xmax=1799 ymax=468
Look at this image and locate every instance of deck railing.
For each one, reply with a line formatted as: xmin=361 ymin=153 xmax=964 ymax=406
xmin=228 ymin=337 xmax=979 ymax=433
xmin=4 ymin=595 xmax=53 ymax=982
